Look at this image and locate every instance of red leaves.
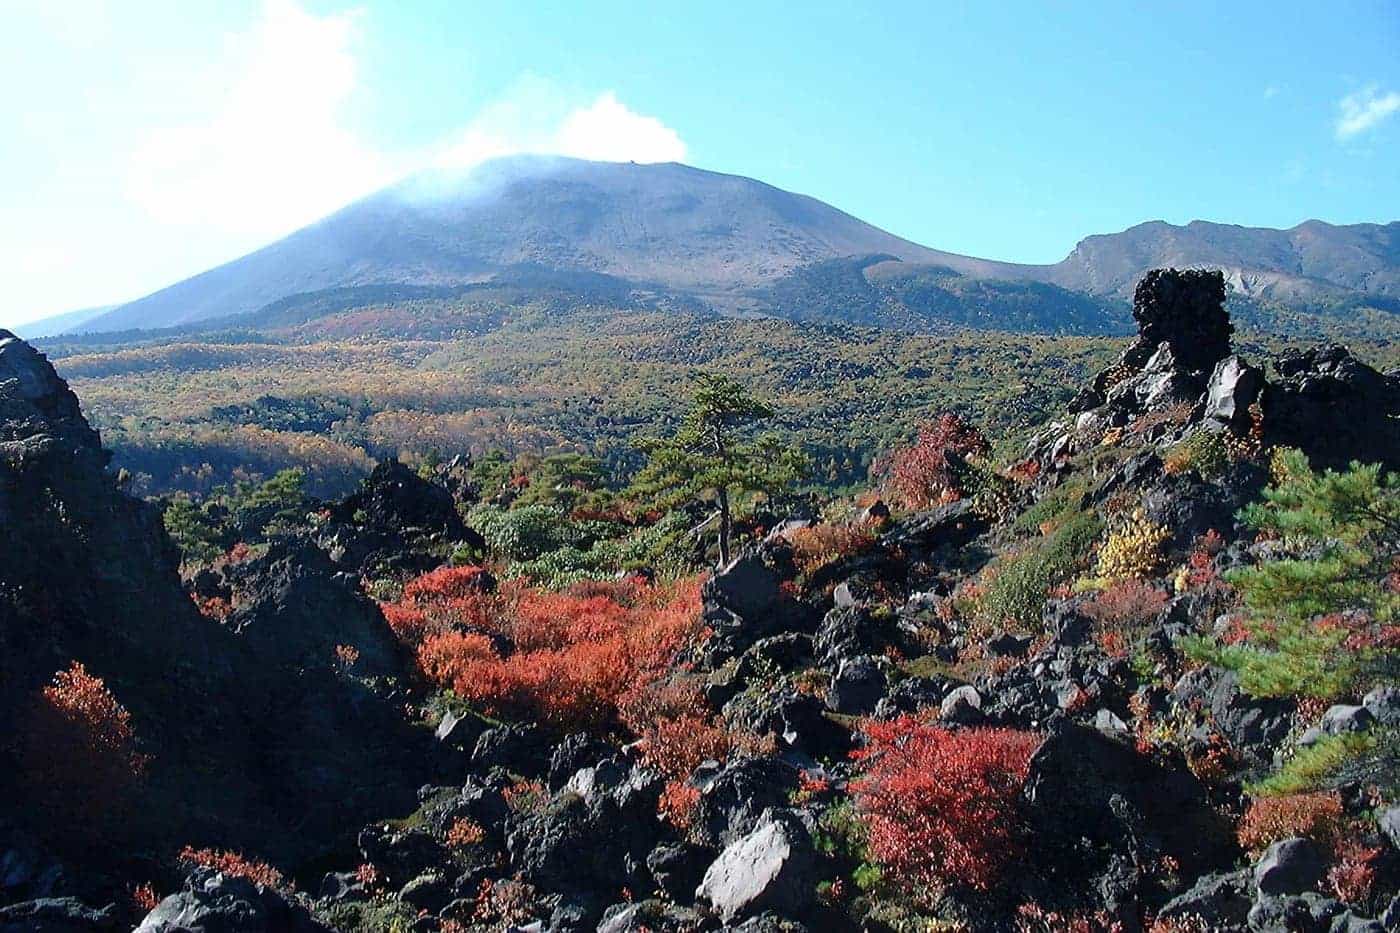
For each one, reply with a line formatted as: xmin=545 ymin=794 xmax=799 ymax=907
xmin=876 ymin=413 xmax=989 ymax=510
xmin=850 ymin=718 xmax=1040 ymax=891
xmin=19 ymin=661 xmax=145 ymax=830
xmin=382 ymin=570 xmax=705 ymax=733
xmin=178 ymin=846 xmax=284 ymax=888
xmin=1237 ymin=792 xmax=1344 ymax=852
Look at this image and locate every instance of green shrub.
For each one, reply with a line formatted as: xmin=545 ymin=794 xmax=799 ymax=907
xmin=162 ymin=495 xmax=225 ymax=565
xmin=976 ymin=510 xmax=1101 ymax=630
xmin=1248 ymin=732 xmax=1378 ymax=797
xmin=1163 ymin=429 xmax=1230 ymax=480
xmin=468 ymin=504 xmax=580 ymax=561
xmin=1010 ymin=477 xmax=1087 ymax=537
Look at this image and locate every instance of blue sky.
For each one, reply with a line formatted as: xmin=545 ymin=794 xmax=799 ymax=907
xmin=2 ymin=0 xmax=1397 ymax=326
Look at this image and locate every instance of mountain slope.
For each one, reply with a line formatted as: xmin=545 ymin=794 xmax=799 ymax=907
xmin=85 ymin=157 xmax=1022 ymax=332
xmin=1045 ymin=218 xmax=1400 ymax=303
xmin=80 ymin=156 xmax=1398 ymax=334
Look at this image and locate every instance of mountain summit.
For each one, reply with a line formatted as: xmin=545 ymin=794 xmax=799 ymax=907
xmin=78 ymin=156 xmax=1399 ymax=333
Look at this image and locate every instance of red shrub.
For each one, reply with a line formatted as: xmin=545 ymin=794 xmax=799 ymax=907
xmin=1082 ymin=579 xmax=1169 ymax=628
xmin=386 ymin=571 xmax=704 ymax=733
xmin=20 ymin=661 xmax=145 ymax=828
xmin=619 ymin=680 xmax=732 ymax=779
xmin=193 ymin=594 xmax=233 ymax=621
xmin=1237 ymin=792 xmax=1344 ymax=852
xmin=1016 ymin=903 xmax=1126 ymax=932
xmin=130 ymin=883 xmax=161 ymax=913
xmin=1328 ymin=840 xmax=1381 ymax=905
xmin=657 ymin=781 xmax=702 ymax=831
xmin=850 ymin=718 xmax=1040 ymax=891
xmin=876 ymin=414 xmax=990 ymax=509
xmin=446 ymin=817 xmax=486 ymax=848
xmin=178 ymin=846 xmax=284 ymax=888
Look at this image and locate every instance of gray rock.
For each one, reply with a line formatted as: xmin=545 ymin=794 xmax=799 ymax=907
xmin=1320 ymin=704 xmax=1375 ymax=736
xmin=940 ymin=684 xmax=984 ymax=724
xmin=696 ymin=811 xmax=815 ymax=923
xmin=135 ymin=869 xmax=330 ymax=932
xmin=826 ymin=656 xmax=886 ymax=715
xmin=0 ymin=898 xmax=116 ymax=932
xmin=1204 ymin=355 xmax=1265 ymax=431
xmin=1379 ymin=807 xmax=1400 ymax=851
xmin=1157 ymin=868 xmax=1251 ymax=927
xmin=1094 ymin=709 xmax=1129 ymax=735
xmin=397 ymin=872 xmax=451 ymax=913
xmin=1362 ymin=685 xmax=1400 ymax=726
xmin=1246 ymin=891 xmax=1349 ymax=932
xmin=1254 ymin=837 xmax=1325 ymax=897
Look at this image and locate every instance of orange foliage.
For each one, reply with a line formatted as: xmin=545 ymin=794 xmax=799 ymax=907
xmin=20 ymin=661 xmax=146 ymax=829
xmin=383 ymin=570 xmax=705 ymax=733
xmin=178 ymin=846 xmax=284 ymax=888
xmin=657 ymin=781 xmax=702 ymax=831
xmin=1237 ymin=792 xmax=1344 ymax=852
xmin=446 ymin=817 xmax=486 ymax=848
xmin=131 ymin=883 xmax=161 ymax=913
xmin=785 ymin=523 xmax=874 ymax=575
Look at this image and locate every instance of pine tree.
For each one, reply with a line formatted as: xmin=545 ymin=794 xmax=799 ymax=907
xmin=630 ymin=374 xmax=807 ymax=566
xmin=1186 ymin=449 xmax=1400 ymax=698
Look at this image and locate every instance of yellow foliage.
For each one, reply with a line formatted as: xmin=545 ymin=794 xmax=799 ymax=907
xmin=1096 ymin=509 xmax=1170 ymax=579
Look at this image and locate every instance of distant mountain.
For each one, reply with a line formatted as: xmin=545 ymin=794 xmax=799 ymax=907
xmin=1043 ymin=219 xmax=1400 ymax=305
xmin=13 ymin=304 xmax=117 ymax=339
xmin=80 ymin=156 xmax=1399 ymax=334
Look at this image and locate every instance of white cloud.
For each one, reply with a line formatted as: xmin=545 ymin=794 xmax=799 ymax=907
xmin=123 ymin=1 xmax=688 ymax=242
xmin=126 ymin=0 xmax=394 ymax=240
xmin=432 ymin=78 xmax=686 ymax=173
xmin=554 ymin=92 xmax=687 ymax=163
xmin=1335 ymin=85 xmax=1400 ymax=140
xmin=1263 ymin=84 xmax=1280 ymax=100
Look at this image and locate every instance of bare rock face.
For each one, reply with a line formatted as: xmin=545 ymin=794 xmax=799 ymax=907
xmin=0 ymin=331 xmax=430 ymax=909
xmin=1130 ymin=268 xmax=1231 ymax=375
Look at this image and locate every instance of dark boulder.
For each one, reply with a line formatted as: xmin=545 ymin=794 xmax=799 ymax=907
xmin=692 ymin=757 xmax=799 ymax=849
xmin=1130 ymin=268 xmax=1231 ymax=375
xmin=0 ymin=332 xmax=432 ymax=877
xmin=825 ymin=655 xmax=887 ymax=715
xmin=506 ymin=776 xmax=660 ymax=895
xmin=1254 ymin=837 xmax=1325 ymax=897
xmin=1263 ymin=344 xmax=1400 ymax=472
xmin=883 ymin=499 xmax=988 ymax=552
xmin=1019 ymin=720 xmax=1237 ymax=916
xmin=1172 ymin=667 xmax=1293 ymax=767
xmin=647 ymin=842 xmax=712 ymax=903
xmin=329 ymin=458 xmax=470 ymax=542
xmin=1157 ymin=868 xmax=1252 ymax=929
xmin=472 ymin=724 xmax=552 ymax=776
